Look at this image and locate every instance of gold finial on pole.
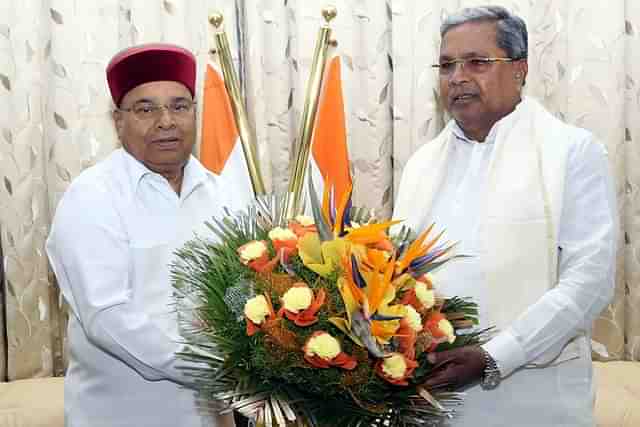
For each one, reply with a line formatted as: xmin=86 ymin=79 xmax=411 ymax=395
xmin=322 ymin=6 xmax=337 ymax=24
xmin=207 ymin=13 xmax=266 ymax=196
xmin=208 ymin=12 xmax=223 ymax=29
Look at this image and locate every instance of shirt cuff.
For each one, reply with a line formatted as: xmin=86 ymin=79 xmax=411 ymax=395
xmin=481 ymin=330 xmax=527 ymax=378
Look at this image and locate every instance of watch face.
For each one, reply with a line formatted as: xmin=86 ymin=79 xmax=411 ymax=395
xmin=481 ymin=370 xmax=501 ymax=390
xmin=480 ymin=349 xmax=501 ymax=390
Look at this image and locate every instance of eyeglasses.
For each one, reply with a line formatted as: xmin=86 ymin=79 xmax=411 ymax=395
xmin=432 ymin=57 xmax=520 ymax=76
xmin=117 ymin=99 xmax=196 ymax=120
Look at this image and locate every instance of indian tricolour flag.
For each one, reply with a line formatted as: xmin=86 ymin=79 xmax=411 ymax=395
xmin=199 ymin=59 xmax=253 ymax=197
xmin=308 ymin=55 xmax=352 ymax=206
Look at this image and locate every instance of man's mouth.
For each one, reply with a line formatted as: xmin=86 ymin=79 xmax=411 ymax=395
xmin=451 ymin=93 xmax=477 ymax=104
xmin=152 ymin=136 xmax=181 ymax=148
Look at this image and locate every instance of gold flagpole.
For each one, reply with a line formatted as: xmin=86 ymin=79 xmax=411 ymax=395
xmin=208 ymin=12 xmax=266 ymax=196
xmin=285 ymin=6 xmax=337 ymax=219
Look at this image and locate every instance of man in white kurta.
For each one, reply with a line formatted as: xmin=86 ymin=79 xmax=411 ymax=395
xmin=394 ymin=6 xmax=616 ymax=427
xmin=46 ymin=44 xmax=250 ymax=427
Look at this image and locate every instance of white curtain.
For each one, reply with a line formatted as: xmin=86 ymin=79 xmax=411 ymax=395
xmin=0 ymin=0 xmax=636 ymax=381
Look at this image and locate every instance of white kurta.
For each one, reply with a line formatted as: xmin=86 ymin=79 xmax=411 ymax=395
xmin=46 ymin=148 xmax=251 ymax=427
xmin=394 ymin=103 xmax=616 ymax=426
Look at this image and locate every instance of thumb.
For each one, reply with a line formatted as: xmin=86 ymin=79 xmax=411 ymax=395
xmin=427 ymin=348 xmax=456 ymax=365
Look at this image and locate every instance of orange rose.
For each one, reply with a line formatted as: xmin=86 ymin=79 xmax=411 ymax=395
xmin=244 ymin=294 xmax=277 ymax=336
xmin=423 ymin=312 xmax=456 ymax=351
xmin=289 ymin=216 xmax=317 ymax=238
xmin=238 ymin=241 xmax=278 ymax=273
xmin=269 ymin=227 xmax=299 ymax=262
xmin=303 ymin=331 xmax=357 ymax=370
xmin=376 ymin=352 xmax=418 ymax=386
xmin=400 ymin=280 xmax=435 ymax=311
xmin=278 ymin=283 xmax=325 ymax=327
xmin=395 ymin=318 xmax=417 ymax=360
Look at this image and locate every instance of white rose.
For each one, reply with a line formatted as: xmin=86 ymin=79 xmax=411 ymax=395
xmin=268 ymin=227 xmax=297 ymax=242
xmin=437 ymin=318 xmax=456 ymax=344
xmin=381 ymin=353 xmax=407 ymax=379
xmin=282 ymin=286 xmax=313 ymax=313
xmin=404 ymin=305 xmax=423 ymax=332
xmin=306 ymin=333 xmax=341 ymax=360
xmin=415 ymin=281 xmax=435 ymax=309
xmin=238 ymin=241 xmax=268 ymax=263
xmin=244 ymin=295 xmax=270 ymax=325
xmin=295 ymin=215 xmax=315 ymax=227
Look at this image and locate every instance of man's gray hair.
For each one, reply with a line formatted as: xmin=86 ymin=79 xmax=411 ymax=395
xmin=441 ymin=5 xmax=528 ymax=59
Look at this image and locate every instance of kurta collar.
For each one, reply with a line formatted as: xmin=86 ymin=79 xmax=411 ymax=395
xmin=451 ymin=98 xmax=526 ymax=145
xmin=121 ymin=148 xmax=212 ymax=199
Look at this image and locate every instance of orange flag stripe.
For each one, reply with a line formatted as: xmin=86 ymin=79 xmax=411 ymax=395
xmin=312 ymin=56 xmax=352 ymax=203
xmin=200 ymin=64 xmax=239 ymax=175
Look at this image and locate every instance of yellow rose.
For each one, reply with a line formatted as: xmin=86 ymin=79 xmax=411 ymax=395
xmin=404 ymin=305 xmax=423 ymax=332
xmin=415 ymin=281 xmax=435 ymax=309
xmin=282 ymin=286 xmax=313 ymax=313
xmin=381 ymin=353 xmax=408 ymax=379
xmin=244 ymin=295 xmax=270 ymax=325
xmin=238 ymin=240 xmax=268 ymax=263
xmin=305 ymin=332 xmax=341 ymax=360
xmin=295 ymin=215 xmax=315 ymax=227
xmin=438 ymin=318 xmax=456 ymax=344
xmin=268 ymin=227 xmax=297 ymax=242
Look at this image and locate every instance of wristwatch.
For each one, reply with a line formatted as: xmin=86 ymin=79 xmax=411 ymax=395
xmin=480 ymin=348 xmax=502 ymax=390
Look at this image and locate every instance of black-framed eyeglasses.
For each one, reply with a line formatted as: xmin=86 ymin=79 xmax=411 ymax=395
xmin=117 ymin=99 xmax=197 ymax=120
xmin=432 ymin=57 xmax=521 ymax=76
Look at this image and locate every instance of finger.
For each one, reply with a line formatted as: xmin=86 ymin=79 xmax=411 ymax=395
xmin=424 ymin=377 xmax=457 ymax=390
xmin=430 ymin=356 xmax=457 ymax=371
xmin=423 ymin=365 xmax=459 ymax=389
xmin=423 ymin=378 xmax=451 ymax=390
xmin=425 ymin=380 xmax=456 ymax=391
xmin=427 ymin=347 xmax=462 ymax=364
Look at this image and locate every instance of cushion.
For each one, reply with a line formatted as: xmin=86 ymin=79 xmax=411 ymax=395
xmin=0 ymin=377 xmax=64 ymax=427
xmin=0 ymin=365 xmax=636 ymax=427
xmin=594 ymin=361 xmax=640 ymax=427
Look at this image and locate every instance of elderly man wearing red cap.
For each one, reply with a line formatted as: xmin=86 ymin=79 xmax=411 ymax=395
xmin=45 ymin=43 xmax=249 ymax=427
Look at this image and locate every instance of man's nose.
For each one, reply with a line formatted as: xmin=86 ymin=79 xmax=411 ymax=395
xmin=448 ymin=62 xmax=471 ymax=85
xmin=156 ymin=106 xmax=176 ymax=128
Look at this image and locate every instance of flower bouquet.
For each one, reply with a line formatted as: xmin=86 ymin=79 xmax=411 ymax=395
xmin=172 ymin=181 xmax=483 ymax=427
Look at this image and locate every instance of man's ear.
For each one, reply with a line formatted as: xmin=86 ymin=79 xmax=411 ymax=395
xmin=517 ymin=59 xmax=528 ymax=86
xmin=112 ymin=109 xmax=124 ymax=139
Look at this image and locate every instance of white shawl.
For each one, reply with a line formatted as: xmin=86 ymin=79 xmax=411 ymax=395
xmin=394 ymin=97 xmax=574 ymax=329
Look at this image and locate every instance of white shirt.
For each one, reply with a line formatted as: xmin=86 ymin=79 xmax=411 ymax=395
xmin=46 ymin=148 xmax=250 ymax=427
xmin=427 ymin=122 xmax=495 ymax=329
xmin=403 ymin=111 xmax=616 ymax=426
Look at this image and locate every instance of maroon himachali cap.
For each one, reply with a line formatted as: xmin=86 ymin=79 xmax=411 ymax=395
xmin=106 ymin=43 xmax=197 ymax=106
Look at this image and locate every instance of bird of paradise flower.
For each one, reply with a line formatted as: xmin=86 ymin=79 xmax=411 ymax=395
xmin=297 ymin=171 xmax=463 ymax=359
